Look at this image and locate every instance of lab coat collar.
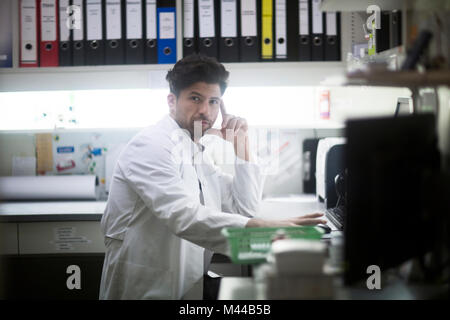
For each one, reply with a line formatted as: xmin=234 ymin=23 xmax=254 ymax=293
xmin=163 ymin=114 xmax=205 ymax=159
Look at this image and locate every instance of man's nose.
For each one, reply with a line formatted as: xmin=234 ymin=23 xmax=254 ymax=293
xmin=197 ymin=100 xmax=210 ymax=117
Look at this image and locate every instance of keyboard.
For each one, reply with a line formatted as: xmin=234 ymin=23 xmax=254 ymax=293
xmin=325 ymin=206 xmax=345 ymax=230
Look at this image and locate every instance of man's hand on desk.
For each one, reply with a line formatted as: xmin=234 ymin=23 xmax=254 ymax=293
xmin=245 ymin=213 xmax=327 ymax=228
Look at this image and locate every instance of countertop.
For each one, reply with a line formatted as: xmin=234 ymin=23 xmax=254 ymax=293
xmin=0 ymin=201 xmax=107 ymax=222
xmin=0 ymin=195 xmax=331 ymax=224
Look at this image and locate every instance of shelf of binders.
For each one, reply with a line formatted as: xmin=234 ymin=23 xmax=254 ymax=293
xmin=9 ymin=0 xmax=344 ymax=69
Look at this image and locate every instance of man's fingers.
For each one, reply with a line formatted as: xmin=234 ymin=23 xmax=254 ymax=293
xmin=296 ymin=219 xmax=328 ymax=226
xmin=220 ymin=100 xmax=227 ymax=117
xmin=222 ymin=114 xmax=232 ymax=128
xmin=225 ymin=117 xmax=239 ymax=131
xmin=234 ymin=118 xmax=248 ymax=133
xmin=301 ymin=213 xmax=324 ymax=219
xmin=289 ymin=215 xmax=326 ymax=225
xmin=220 ymin=101 xmax=228 ymax=127
xmin=205 ymin=128 xmax=223 ymax=138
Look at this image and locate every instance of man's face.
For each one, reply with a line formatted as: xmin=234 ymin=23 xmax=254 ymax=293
xmin=168 ymin=82 xmax=222 ymax=140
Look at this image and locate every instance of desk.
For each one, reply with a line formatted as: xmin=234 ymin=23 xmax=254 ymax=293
xmin=218 ymin=196 xmax=448 ymax=300
xmin=218 ymin=277 xmax=449 ymax=300
xmin=0 ymin=197 xmax=341 ymax=299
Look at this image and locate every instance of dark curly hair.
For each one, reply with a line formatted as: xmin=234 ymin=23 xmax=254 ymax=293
xmin=166 ymin=54 xmax=229 ymax=97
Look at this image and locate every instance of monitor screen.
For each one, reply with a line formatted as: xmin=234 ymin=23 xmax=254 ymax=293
xmin=343 ymin=114 xmax=440 ymax=285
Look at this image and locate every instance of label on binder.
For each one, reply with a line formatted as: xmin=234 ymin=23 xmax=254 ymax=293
xmin=146 ymin=0 xmax=157 ymax=39
xmin=72 ymin=0 xmax=84 ymax=40
xmin=199 ymin=0 xmax=215 ymax=38
xmin=221 ymin=0 xmax=237 ymax=37
xmin=312 ymin=0 xmax=322 ymax=34
xmin=126 ymin=0 xmax=142 ymax=39
xmin=241 ymin=0 xmax=257 ymax=37
xmin=41 ymin=0 xmax=57 ymax=41
xmin=59 ymin=0 xmax=70 ymax=41
xmin=183 ymin=0 xmax=194 ymax=38
xmin=87 ymin=1 xmax=102 ymax=40
xmin=159 ymin=12 xmax=175 ymax=39
xmin=106 ymin=0 xmax=122 ymax=40
xmin=326 ymin=12 xmax=337 ymax=35
xmin=299 ymin=0 xmax=309 ymax=35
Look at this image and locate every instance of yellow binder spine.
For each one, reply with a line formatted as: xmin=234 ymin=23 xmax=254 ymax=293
xmin=261 ymin=0 xmax=273 ymax=60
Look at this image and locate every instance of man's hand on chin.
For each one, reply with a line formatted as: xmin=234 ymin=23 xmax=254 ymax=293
xmin=205 ymin=101 xmax=250 ymax=161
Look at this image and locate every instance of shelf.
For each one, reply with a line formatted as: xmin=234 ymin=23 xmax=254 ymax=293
xmin=321 ymin=0 xmax=450 ymax=12
xmin=320 ymin=0 xmax=405 ymax=12
xmin=346 ymin=46 xmax=406 ymax=72
xmin=358 ymin=46 xmax=405 ymax=68
xmin=0 ymin=63 xmax=175 ymax=74
xmin=345 ymin=69 xmax=450 ymax=87
xmin=0 ymin=62 xmax=346 ymax=92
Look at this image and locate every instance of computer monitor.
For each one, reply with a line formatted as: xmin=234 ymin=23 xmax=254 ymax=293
xmin=344 ymin=114 xmax=441 ymax=285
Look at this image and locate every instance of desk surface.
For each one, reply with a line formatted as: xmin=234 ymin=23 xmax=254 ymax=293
xmin=218 ymin=277 xmax=449 ymax=300
xmin=0 ymin=195 xmax=332 ymax=224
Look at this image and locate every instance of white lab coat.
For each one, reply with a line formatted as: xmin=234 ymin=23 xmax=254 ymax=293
xmin=99 ymin=115 xmax=264 ymax=299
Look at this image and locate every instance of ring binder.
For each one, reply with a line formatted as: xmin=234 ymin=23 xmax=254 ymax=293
xmin=157 ymin=0 xmax=176 ymax=64
xmin=311 ymin=0 xmax=324 ymax=61
xmin=39 ymin=0 xmax=59 ymax=67
xmin=0 ymin=0 xmax=13 ymax=68
xmin=125 ymin=0 xmax=144 ymax=64
xmin=261 ymin=0 xmax=273 ymax=60
xmin=105 ymin=0 xmax=125 ymax=65
xmin=20 ymin=0 xmax=40 ymax=67
xmin=219 ymin=0 xmax=239 ymax=62
xmin=324 ymin=11 xmax=340 ymax=61
xmin=198 ymin=0 xmax=218 ymax=59
xmin=298 ymin=0 xmax=311 ymax=61
xmin=239 ymin=0 xmax=259 ymax=62
xmin=144 ymin=0 xmax=157 ymax=63
xmin=72 ymin=0 xmax=86 ymax=66
xmin=182 ymin=0 xmax=197 ymax=57
xmin=85 ymin=0 xmax=105 ymax=65
xmin=274 ymin=0 xmax=286 ymax=60
xmin=59 ymin=0 xmax=72 ymax=66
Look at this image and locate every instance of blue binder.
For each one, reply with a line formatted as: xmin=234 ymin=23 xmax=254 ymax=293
xmin=157 ymin=0 xmax=176 ymax=64
xmin=0 ymin=0 xmax=13 ymax=68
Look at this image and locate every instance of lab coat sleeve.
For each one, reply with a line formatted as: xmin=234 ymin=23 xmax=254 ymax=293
xmin=122 ymin=137 xmax=250 ymax=255
xmin=219 ymin=160 xmax=265 ymax=217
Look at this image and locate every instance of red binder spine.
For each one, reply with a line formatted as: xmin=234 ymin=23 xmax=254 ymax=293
xmin=19 ymin=0 xmax=40 ymax=67
xmin=39 ymin=0 xmax=59 ymax=67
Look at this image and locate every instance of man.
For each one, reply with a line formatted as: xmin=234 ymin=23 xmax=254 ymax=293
xmin=99 ymin=54 xmax=326 ymax=300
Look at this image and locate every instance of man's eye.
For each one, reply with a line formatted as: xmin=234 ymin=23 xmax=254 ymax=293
xmin=191 ymin=96 xmax=200 ymax=102
xmin=210 ymin=100 xmax=219 ymax=105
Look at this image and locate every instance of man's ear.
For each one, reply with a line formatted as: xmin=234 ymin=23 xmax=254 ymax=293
xmin=167 ymin=93 xmax=177 ymax=116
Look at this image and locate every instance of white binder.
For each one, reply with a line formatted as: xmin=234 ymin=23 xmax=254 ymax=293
xmin=275 ymin=0 xmax=287 ymax=59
